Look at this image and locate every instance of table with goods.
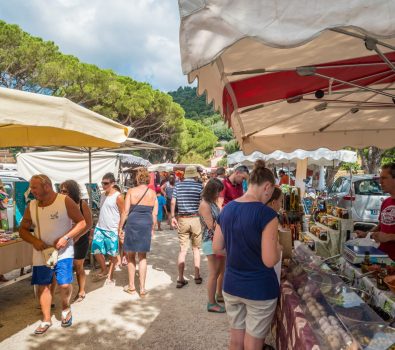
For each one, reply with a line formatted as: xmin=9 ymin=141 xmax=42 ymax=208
xmin=0 ymin=231 xmax=32 ymax=276
xmin=275 ymin=243 xmax=395 ymax=350
xmin=301 ymin=203 xmax=353 ymax=258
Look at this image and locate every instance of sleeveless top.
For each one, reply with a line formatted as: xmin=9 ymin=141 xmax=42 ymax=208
xmin=97 ymin=191 xmax=120 ymax=232
xmin=164 ymin=183 xmax=175 ymax=199
xmin=30 ymin=194 xmax=73 ymax=266
xmin=200 ymin=202 xmax=220 ymax=242
xmin=217 ymin=201 xmax=278 ymax=301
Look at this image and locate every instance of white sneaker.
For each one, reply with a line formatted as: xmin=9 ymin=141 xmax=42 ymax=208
xmin=105 ymin=279 xmax=115 ymax=286
xmin=114 ymin=265 xmax=122 ymax=272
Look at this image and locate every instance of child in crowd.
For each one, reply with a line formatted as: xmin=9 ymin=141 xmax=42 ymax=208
xmin=156 ymin=188 xmax=167 ymax=231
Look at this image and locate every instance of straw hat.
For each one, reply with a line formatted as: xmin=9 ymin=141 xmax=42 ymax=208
xmin=184 ymin=166 xmax=199 ymax=179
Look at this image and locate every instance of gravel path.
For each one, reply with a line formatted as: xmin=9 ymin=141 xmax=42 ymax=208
xmin=0 ymin=226 xmax=230 ymax=349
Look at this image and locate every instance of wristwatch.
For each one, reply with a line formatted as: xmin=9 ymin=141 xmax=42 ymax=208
xmin=64 ymin=236 xmax=71 ymax=242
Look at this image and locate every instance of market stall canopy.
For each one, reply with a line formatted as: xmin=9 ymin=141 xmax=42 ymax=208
xmin=179 ymin=0 xmax=395 ymax=153
xmin=16 ymin=151 xmax=150 ymax=197
xmin=30 ymin=137 xmax=168 ymax=153
xmin=0 ymin=87 xmax=131 ymax=147
xmin=148 ymin=163 xmax=209 ymax=173
xmin=228 ymin=149 xmax=357 ymax=167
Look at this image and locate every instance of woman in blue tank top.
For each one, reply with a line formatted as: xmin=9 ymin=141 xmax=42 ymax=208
xmin=213 ymin=160 xmax=282 ymax=350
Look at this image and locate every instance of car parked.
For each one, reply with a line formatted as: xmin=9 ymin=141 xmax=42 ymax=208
xmin=326 ymin=175 xmax=389 ymax=227
xmin=0 ymin=174 xmax=28 ymax=231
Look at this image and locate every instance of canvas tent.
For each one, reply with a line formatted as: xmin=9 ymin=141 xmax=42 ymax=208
xmin=178 ymin=0 xmax=395 ymax=153
xmin=16 ymin=151 xmax=150 ymax=198
xmin=227 ymin=149 xmax=357 ymax=167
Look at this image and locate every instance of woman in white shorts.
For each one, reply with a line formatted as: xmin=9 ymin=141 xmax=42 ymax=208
xmin=213 ymin=160 xmax=282 ymax=350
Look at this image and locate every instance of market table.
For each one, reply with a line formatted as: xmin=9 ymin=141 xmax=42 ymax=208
xmin=274 ymin=280 xmax=322 ymax=350
xmin=339 ymin=257 xmax=395 ymax=318
xmin=0 ymin=238 xmax=32 ymax=275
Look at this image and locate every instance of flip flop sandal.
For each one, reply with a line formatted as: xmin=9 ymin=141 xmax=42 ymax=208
xmin=34 ymin=321 xmax=52 ymax=334
xmin=123 ymin=286 xmax=137 ymax=295
xmin=194 ymin=277 xmax=203 ymax=285
xmin=207 ymin=302 xmax=226 ymax=313
xmin=61 ymin=309 xmax=73 ymax=328
xmin=73 ymin=294 xmax=86 ymax=303
xmin=176 ymin=280 xmax=188 ymax=288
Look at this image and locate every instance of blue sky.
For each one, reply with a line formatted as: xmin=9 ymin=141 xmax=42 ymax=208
xmin=0 ymin=0 xmax=189 ymax=92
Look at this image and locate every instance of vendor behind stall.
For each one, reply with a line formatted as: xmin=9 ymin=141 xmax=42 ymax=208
xmin=357 ymin=163 xmax=395 ymax=260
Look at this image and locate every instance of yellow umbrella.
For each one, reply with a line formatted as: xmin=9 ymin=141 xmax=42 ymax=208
xmin=0 ymin=86 xmax=131 ymax=148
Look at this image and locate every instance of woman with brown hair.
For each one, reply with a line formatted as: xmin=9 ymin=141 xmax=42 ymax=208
xmin=266 ymin=187 xmax=283 ymax=213
xmin=213 ymin=160 xmax=282 ymax=350
xmin=60 ymin=180 xmax=92 ymax=302
xmin=199 ymin=178 xmax=225 ymax=313
xmin=119 ymin=168 xmax=158 ymax=297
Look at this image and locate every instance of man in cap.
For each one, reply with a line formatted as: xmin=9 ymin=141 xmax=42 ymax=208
xmin=171 ymin=166 xmax=203 ymax=288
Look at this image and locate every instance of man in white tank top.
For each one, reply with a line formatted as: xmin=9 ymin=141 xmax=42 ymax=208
xmin=91 ymin=173 xmax=124 ymax=284
xmin=19 ymin=174 xmax=86 ymax=334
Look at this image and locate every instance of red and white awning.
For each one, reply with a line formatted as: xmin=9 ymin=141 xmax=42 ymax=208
xmin=179 ymin=0 xmax=395 ymax=153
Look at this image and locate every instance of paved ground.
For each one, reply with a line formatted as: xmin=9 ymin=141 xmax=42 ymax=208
xmin=0 ymin=226 xmax=231 ymax=349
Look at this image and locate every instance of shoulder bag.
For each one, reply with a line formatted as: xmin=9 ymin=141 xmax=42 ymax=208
xmin=35 ymin=201 xmax=58 ymax=269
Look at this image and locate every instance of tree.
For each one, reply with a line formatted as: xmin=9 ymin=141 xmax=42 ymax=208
xmin=168 ymin=86 xmax=214 ymax=119
xmin=358 ymin=147 xmax=385 ymax=174
xmin=224 ymin=139 xmax=240 ymax=154
xmin=178 ymin=119 xmax=218 ymax=163
xmin=0 ymin=20 xmax=186 ymax=158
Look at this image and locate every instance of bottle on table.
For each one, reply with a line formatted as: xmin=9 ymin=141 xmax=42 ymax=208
xmin=377 ymin=263 xmax=389 ymax=291
xmin=361 ymin=251 xmax=371 ymax=274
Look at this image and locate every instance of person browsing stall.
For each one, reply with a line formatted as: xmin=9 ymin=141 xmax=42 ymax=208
xmin=19 ymin=174 xmax=86 ymax=334
xmin=356 ymin=163 xmax=395 ymax=260
xmin=213 ymin=160 xmax=282 ymax=350
xmin=218 ymin=165 xmax=249 ymax=208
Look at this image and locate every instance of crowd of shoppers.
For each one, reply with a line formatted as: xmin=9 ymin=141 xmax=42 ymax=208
xmin=17 ymin=161 xmax=289 ymax=350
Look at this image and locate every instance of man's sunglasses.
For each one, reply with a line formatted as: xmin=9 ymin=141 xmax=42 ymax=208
xmin=101 ymin=181 xmax=111 ymax=185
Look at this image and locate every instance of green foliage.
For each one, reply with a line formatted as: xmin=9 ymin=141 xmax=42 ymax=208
xmin=217 ymin=157 xmax=228 ymax=167
xmin=382 ymin=147 xmax=395 ymax=165
xmin=224 ymin=139 xmax=240 ymax=154
xmin=178 ymin=119 xmax=218 ymax=163
xmin=202 ymin=114 xmax=234 ymax=141
xmin=340 ymin=162 xmax=361 ymax=173
xmin=0 ymin=20 xmax=186 ymax=159
xmin=168 ymin=86 xmax=214 ymax=119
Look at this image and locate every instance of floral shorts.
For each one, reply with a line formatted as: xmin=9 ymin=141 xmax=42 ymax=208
xmin=91 ymin=227 xmax=119 ymax=256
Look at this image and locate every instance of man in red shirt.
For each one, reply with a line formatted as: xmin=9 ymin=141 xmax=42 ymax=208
xmin=357 ymin=163 xmax=395 ymax=259
xmin=218 ymin=165 xmax=249 ymax=208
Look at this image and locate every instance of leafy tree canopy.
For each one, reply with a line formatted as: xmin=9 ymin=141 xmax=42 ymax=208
xmin=168 ymin=86 xmax=214 ymax=119
xmin=179 ymin=119 xmax=218 ymax=164
xmin=0 ymin=20 xmax=187 ymax=160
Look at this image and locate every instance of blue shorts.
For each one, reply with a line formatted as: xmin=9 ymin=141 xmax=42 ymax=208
xmin=31 ymin=258 xmax=73 ymax=286
xmin=202 ymin=240 xmax=214 ymax=255
xmin=91 ymin=227 xmax=119 ymax=256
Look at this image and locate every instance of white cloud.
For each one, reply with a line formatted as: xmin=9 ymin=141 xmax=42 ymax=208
xmin=0 ymin=0 xmax=189 ymax=91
